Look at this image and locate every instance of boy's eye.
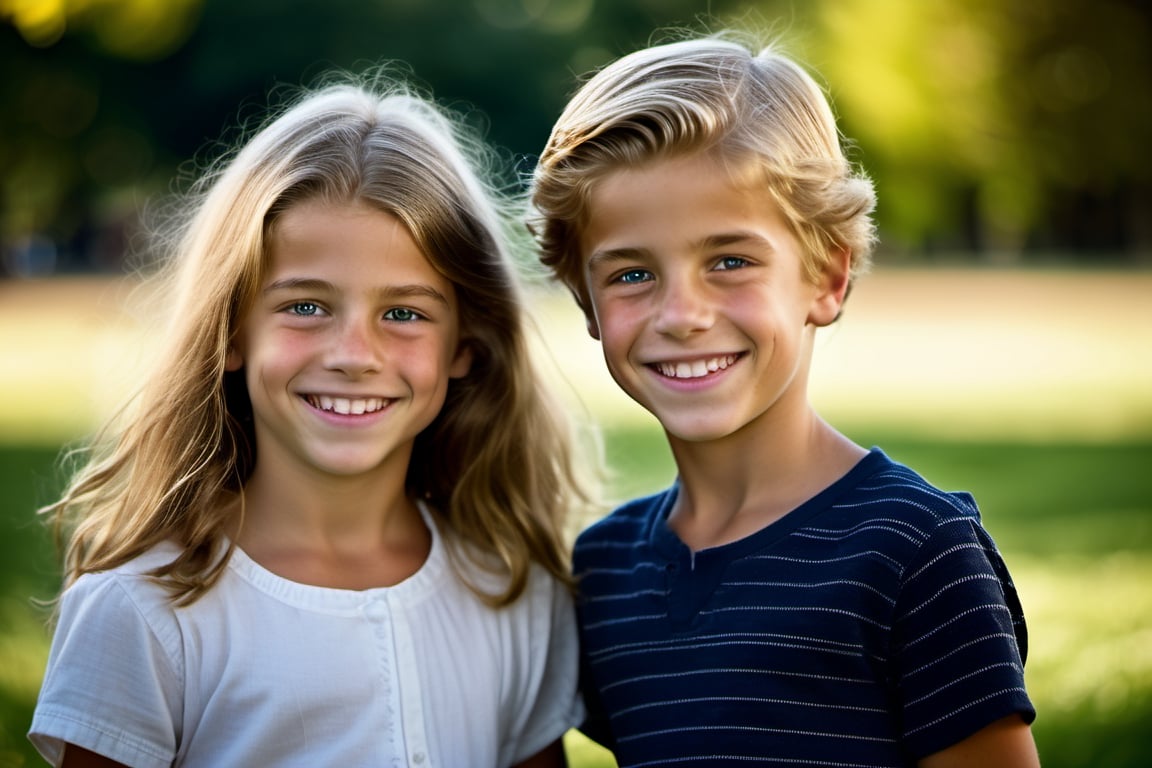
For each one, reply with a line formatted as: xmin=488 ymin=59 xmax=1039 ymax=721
xmin=384 ymin=307 xmax=422 ymax=322
xmin=615 ymin=268 xmax=652 ymax=285
xmin=714 ymin=256 xmax=749 ymax=271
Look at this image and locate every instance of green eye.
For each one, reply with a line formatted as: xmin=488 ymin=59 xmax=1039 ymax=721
xmin=384 ymin=307 xmax=420 ymax=322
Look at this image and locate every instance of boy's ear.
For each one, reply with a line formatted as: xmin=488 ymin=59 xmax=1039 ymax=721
xmin=573 ymin=286 xmax=601 ymax=340
xmin=808 ymin=246 xmax=853 ymax=327
xmin=585 ymin=311 xmax=601 ymax=341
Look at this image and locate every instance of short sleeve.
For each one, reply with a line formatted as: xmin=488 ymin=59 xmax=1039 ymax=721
xmin=505 ymin=571 xmax=585 ymax=764
xmin=29 ymin=572 xmax=184 ymax=768
xmin=894 ymin=511 xmax=1035 ymax=758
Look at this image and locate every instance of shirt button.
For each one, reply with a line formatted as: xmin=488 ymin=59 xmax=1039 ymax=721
xmin=412 ymin=752 xmax=426 ymax=764
xmin=362 ymin=600 xmax=388 ymax=621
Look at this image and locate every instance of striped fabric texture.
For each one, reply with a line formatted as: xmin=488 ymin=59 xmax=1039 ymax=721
xmin=574 ymin=448 xmax=1034 ymax=767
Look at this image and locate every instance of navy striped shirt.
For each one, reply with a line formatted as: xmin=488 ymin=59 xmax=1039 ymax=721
xmin=573 ymin=448 xmax=1034 ymax=766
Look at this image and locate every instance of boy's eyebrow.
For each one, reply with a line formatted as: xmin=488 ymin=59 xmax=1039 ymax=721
xmin=587 ymin=231 xmax=775 ymax=268
xmin=263 ymin=277 xmax=450 ymax=305
xmin=586 ymin=247 xmax=647 ymax=271
xmin=699 ymin=232 xmax=775 ymax=251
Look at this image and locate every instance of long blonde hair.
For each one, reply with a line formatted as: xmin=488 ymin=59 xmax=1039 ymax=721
xmin=529 ymin=32 xmax=877 ymax=317
xmin=46 ymin=72 xmax=593 ymax=607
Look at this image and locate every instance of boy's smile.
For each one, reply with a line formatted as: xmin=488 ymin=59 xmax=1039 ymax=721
xmin=579 ymin=151 xmax=846 ymax=445
xmin=653 ymin=353 xmax=741 ymax=380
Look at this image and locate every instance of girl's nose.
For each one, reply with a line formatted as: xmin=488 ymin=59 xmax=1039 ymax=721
xmin=652 ymin=277 xmax=714 ymax=338
xmin=325 ymin=318 xmax=382 ymax=376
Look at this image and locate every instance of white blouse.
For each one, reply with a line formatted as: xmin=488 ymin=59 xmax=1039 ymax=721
xmin=30 ymin=506 xmax=583 ymax=767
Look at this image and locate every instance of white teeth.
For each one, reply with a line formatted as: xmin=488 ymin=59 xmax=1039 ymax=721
xmin=309 ymin=396 xmax=385 ymax=414
xmin=657 ymin=355 xmax=738 ymax=379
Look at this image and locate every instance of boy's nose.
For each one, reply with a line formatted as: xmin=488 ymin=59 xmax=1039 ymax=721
xmin=653 ymin=278 xmax=714 ymax=338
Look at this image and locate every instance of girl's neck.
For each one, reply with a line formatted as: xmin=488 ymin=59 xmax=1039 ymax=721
xmin=232 ymin=463 xmax=431 ymax=590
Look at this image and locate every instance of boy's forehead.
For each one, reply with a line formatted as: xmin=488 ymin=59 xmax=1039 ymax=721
xmin=584 ymin=152 xmax=772 ymax=217
xmin=586 ymin=150 xmax=763 ymax=205
xmin=579 ymin=152 xmax=793 ymax=261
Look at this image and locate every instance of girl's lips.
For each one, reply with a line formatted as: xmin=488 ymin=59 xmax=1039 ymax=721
xmin=651 ymin=354 xmax=741 ymax=380
xmin=303 ymin=394 xmax=389 ymax=415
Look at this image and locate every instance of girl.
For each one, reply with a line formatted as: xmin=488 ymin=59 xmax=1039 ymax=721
xmin=30 ymin=73 xmax=592 ymax=767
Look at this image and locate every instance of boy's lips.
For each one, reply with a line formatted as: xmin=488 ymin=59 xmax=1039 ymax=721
xmin=649 ymin=353 xmax=741 ymax=380
xmin=303 ymin=394 xmax=390 ymax=415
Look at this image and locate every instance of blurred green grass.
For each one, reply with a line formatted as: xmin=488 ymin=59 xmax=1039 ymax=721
xmin=4 ymin=433 xmax=1151 ymax=766
xmin=3 ymin=271 xmax=1151 ymax=766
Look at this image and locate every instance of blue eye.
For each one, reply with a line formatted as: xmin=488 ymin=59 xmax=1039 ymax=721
xmin=715 ymin=256 xmax=749 ymax=271
xmin=288 ymin=302 xmax=320 ymax=316
xmin=384 ymin=307 xmax=421 ymax=322
xmin=616 ymin=269 xmax=652 ymax=284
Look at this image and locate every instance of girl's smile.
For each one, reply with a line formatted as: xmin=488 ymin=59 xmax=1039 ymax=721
xmin=228 ymin=199 xmax=472 ymax=481
xmin=302 ymin=394 xmax=391 ymax=416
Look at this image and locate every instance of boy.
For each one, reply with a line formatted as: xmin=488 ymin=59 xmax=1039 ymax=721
xmin=529 ymin=34 xmax=1039 ymax=766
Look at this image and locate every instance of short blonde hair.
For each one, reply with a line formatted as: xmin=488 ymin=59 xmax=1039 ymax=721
xmin=529 ymin=33 xmax=877 ymax=316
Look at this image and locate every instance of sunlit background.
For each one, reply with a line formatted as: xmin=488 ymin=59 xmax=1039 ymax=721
xmin=1 ymin=1 xmax=1150 ymax=766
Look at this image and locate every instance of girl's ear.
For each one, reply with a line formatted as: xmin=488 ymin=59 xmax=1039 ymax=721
xmin=808 ymin=246 xmax=853 ymax=327
xmin=225 ymin=345 xmax=244 ymax=372
xmin=449 ymin=340 xmax=473 ymax=379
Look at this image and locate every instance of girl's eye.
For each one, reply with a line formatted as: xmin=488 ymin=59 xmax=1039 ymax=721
xmin=615 ymin=269 xmax=652 ymax=285
xmin=288 ymin=301 xmax=321 ymax=316
xmin=714 ymin=256 xmax=749 ymax=271
xmin=384 ymin=307 xmax=422 ymax=322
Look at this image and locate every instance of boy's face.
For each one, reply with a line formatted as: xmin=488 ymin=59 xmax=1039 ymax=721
xmin=579 ymin=152 xmax=848 ymax=444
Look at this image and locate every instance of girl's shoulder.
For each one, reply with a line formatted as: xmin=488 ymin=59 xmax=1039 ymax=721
xmin=68 ymin=539 xmax=182 ymax=586
xmin=62 ymin=541 xmax=187 ymax=622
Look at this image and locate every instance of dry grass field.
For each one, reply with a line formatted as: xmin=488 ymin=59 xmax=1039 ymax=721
xmin=1 ymin=267 xmax=1150 ymax=443
xmin=535 ymin=266 xmax=1152 ymax=443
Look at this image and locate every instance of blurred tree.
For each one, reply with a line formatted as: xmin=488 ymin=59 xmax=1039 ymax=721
xmin=1 ymin=0 xmax=733 ymax=274
xmin=1 ymin=0 xmax=1148 ymax=275
xmin=797 ymin=0 xmax=1152 ymax=259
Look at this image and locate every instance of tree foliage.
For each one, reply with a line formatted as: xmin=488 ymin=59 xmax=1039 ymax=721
xmin=1 ymin=0 xmax=1148 ymax=274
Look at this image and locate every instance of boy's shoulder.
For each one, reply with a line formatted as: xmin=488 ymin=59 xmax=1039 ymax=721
xmin=575 ymin=449 xmax=984 ymax=554
xmin=573 ymin=486 xmax=674 ymax=553
xmin=840 ymin=448 xmax=983 ymax=528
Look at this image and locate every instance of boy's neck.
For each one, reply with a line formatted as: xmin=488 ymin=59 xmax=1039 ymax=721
xmin=665 ymin=407 xmax=866 ymax=552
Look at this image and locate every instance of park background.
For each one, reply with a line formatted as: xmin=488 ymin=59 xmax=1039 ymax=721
xmin=1 ymin=0 xmax=1150 ymax=766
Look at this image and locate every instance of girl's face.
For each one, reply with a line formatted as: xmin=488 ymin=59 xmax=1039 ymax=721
xmin=227 ymin=200 xmax=472 ymax=482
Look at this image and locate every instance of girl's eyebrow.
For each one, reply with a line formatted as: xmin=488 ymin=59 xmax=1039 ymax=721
xmin=263 ymin=277 xmax=333 ymax=294
xmin=263 ymin=278 xmax=450 ymax=305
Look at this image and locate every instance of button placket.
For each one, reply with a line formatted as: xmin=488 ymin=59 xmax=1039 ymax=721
xmin=361 ymin=596 xmax=407 ymax=766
